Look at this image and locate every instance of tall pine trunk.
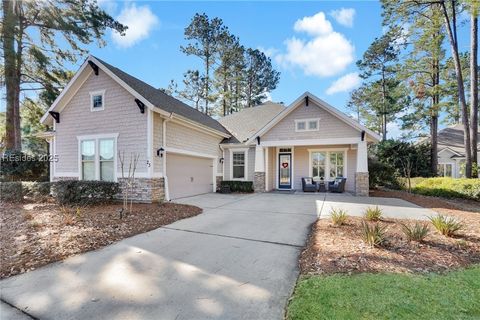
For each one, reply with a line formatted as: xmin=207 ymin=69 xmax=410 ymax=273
xmin=442 ymin=1 xmax=472 ymax=177
xmin=2 ymin=0 xmax=20 ymax=151
xmin=470 ymin=13 xmax=478 ymax=177
xmin=381 ymin=69 xmax=387 ymax=141
xmin=14 ymin=12 xmax=24 ymax=150
xmin=431 ymin=57 xmax=440 ymax=176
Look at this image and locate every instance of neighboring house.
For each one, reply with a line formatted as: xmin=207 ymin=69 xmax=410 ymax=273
xmin=40 ymin=56 xmax=380 ymax=202
xmin=436 ymin=124 xmax=480 ymax=178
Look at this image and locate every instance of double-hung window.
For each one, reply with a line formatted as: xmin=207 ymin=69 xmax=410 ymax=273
xmin=232 ymin=151 xmax=246 ymax=180
xmin=311 ymin=151 xmax=326 ymax=180
xmin=99 ymin=139 xmax=115 ymax=181
xmin=80 ymin=135 xmax=116 ymax=181
xmin=310 ymin=150 xmax=346 ymax=181
xmin=329 ymin=152 xmax=344 ymax=178
xmin=81 ymin=140 xmax=96 ymax=180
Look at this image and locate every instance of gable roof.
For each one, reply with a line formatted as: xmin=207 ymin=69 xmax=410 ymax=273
xmin=437 ymin=124 xmax=480 ymax=157
xmin=41 ymin=55 xmax=230 ymax=137
xmin=244 ymin=92 xmax=381 ymax=145
xmin=218 ymin=101 xmax=286 ymax=143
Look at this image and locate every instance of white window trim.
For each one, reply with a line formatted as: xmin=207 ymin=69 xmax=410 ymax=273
xmin=90 ymin=89 xmax=106 ymax=112
xmin=77 ymin=133 xmax=119 ymax=182
xmin=437 ymin=162 xmax=454 ymax=177
xmin=229 ymin=148 xmax=249 ymax=180
xmin=295 ymin=118 xmax=320 ymax=132
xmin=308 ymin=148 xmax=348 ymax=181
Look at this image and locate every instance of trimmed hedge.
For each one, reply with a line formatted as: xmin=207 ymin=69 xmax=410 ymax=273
xmin=52 ymin=180 xmax=120 ymax=205
xmin=23 ymin=182 xmax=52 ymax=201
xmin=0 ymin=182 xmax=24 ymax=202
xmin=1 ymin=180 xmax=120 ymax=204
xmin=400 ymin=177 xmax=480 ymax=201
xmin=220 ymin=180 xmax=254 ymax=193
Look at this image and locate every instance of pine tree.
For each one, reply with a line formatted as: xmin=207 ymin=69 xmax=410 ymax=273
xmin=244 ymin=48 xmax=280 ymax=108
xmin=181 ymin=13 xmax=227 ymax=115
xmin=353 ymin=30 xmax=404 ymax=140
xmin=1 ymin=0 xmax=126 ymax=152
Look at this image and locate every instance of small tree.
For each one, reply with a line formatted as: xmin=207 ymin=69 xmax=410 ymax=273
xmin=118 ymin=151 xmax=139 ymax=218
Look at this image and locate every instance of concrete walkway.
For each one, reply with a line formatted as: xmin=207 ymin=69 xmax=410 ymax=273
xmin=0 ymin=193 xmax=433 ymax=320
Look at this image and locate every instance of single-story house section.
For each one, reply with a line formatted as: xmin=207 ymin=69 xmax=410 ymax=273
xmin=40 ymin=56 xmax=380 ymax=202
xmin=436 ymin=124 xmax=480 ymax=178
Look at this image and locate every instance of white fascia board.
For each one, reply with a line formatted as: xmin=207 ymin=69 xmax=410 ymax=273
xmin=260 ymin=137 xmax=361 ymax=147
xmin=40 ymin=60 xmax=92 ymax=124
xmin=246 ymin=91 xmax=381 ymax=144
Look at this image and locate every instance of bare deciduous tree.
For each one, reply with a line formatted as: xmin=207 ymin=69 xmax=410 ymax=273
xmin=118 ymin=151 xmax=140 ymax=218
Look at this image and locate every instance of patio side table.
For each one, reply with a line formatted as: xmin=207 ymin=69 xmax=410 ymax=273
xmin=317 ymin=182 xmax=326 ymax=192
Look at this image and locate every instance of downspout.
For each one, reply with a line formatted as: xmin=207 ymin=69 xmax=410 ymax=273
xmin=163 ymin=112 xmax=173 ymax=201
xmin=219 ymin=144 xmax=225 ymax=183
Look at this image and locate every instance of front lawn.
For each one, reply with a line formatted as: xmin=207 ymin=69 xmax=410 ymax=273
xmin=289 ymin=190 xmax=480 ymax=319
xmin=287 ymin=267 xmax=480 ymax=320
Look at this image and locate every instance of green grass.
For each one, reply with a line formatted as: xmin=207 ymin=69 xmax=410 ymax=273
xmin=287 ymin=267 xmax=480 ymax=320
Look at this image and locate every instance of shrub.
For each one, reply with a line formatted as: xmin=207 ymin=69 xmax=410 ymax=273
xmin=0 ymin=151 xmax=49 ymax=182
xmin=407 ymin=177 xmax=480 ymax=201
xmin=330 ymin=208 xmax=348 ymax=226
xmin=429 ymin=214 xmax=464 ymax=237
xmin=361 ymin=221 xmax=386 ymax=247
xmin=52 ymin=180 xmax=120 ymax=205
xmin=220 ymin=180 xmax=254 ymax=193
xmin=0 ymin=182 xmax=23 ymax=202
xmin=401 ymin=222 xmax=429 ymax=242
xmin=364 ymin=206 xmax=383 ymax=221
xmin=368 ymin=157 xmax=401 ymax=189
xmin=22 ymin=182 xmax=52 ymax=201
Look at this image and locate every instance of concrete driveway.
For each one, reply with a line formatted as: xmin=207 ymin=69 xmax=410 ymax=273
xmin=0 ymin=193 xmax=433 ymax=320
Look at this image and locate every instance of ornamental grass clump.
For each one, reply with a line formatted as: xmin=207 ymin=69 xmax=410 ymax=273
xmin=364 ymin=206 xmax=383 ymax=221
xmin=401 ymin=222 xmax=429 ymax=242
xmin=361 ymin=221 xmax=386 ymax=248
xmin=429 ymin=214 xmax=463 ymax=237
xmin=330 ymin=208 xmax=348 ymax=226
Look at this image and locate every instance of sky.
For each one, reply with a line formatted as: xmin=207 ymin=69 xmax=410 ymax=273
xmin=93 ymin=1 xmax=380 ymax=110
xmin=1 ymin=1 xmax=473 ymax=138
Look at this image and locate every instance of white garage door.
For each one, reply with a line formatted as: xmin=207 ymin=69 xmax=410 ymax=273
xmin=166 ymin=153 xmax=214 ymax=200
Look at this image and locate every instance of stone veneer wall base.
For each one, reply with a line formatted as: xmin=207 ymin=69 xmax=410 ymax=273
xmin=254 ymin=172 xmax=266 ymax=192
xmin=118 ymin=177 xmax=165 ymax=203
xmin=355 ymin=172 xmax=369 ymax=197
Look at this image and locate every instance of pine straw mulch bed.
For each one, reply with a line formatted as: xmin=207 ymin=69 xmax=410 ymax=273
xmin=299 ymin=191 xmax=480 ymax=275
xmin=0 ymin=201 xmax=202 ymax=279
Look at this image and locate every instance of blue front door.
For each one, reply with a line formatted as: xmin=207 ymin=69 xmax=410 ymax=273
xmin=278 ymin=153 xmax=292 ymax=189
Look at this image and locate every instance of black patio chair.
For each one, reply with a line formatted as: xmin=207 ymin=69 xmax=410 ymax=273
xmin=328 ymin=177 xmax=346 ymax=193
xmin=302 ymin=177 xmax=317 ymax=192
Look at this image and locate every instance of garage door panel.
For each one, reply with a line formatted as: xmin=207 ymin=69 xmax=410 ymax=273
xmin=167 ymin=153 xmax=213 ymax=200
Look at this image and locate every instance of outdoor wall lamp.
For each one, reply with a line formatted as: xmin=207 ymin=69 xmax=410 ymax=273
xmin=219 ymin=157 xmax=224 ymax=164
xmin=157 ymin=147 xmax=164 ymax=157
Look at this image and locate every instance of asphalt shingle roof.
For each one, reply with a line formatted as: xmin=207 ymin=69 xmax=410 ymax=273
xmin=438 ymin=124 xmax=480 ymax=157
xmin=218 ymin=101 xmax=286 ymax=143
xmin=93 ymin=56 xmax=230 ymax=135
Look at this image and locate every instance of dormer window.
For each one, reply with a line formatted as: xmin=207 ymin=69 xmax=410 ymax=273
xmin=90 ymin=90 xmax=105 ymax=111
xmin=295 ymin=118 xmax=320 ymax=132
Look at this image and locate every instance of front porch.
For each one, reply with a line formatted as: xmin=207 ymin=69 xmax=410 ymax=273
xmin=253 ymin=139 xmax=369 ymax=196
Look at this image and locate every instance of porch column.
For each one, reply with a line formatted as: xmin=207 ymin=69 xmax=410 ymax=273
xmin=355 ymin=140 xmax=369 ymax=196
xmin=254 ymin=144 xmax=266 ymax=192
